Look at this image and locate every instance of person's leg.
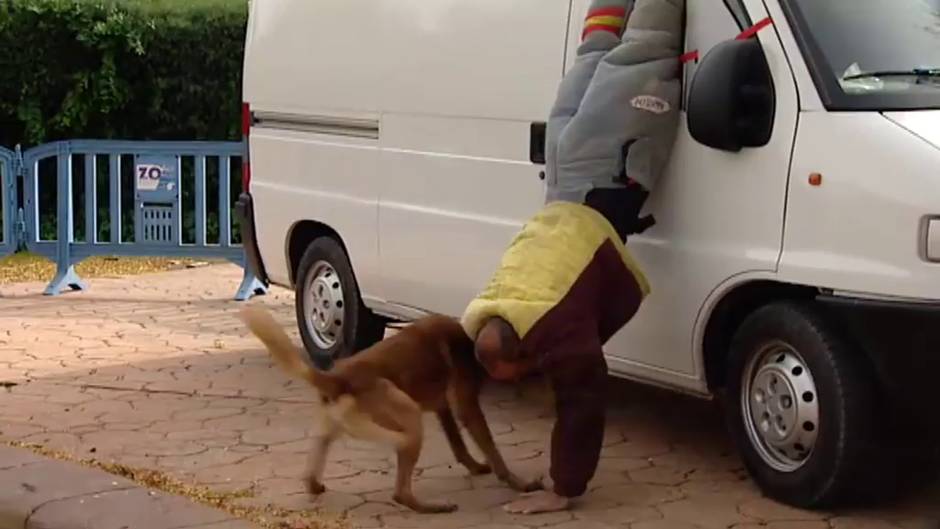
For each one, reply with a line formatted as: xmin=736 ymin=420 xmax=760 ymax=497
xmin=503 ymin=323 xmax=608 ymax=514
xmin=553 ymin=0 xmax=685 ymax=197
xmin=545 ymin=0 xmax=635 ymax=199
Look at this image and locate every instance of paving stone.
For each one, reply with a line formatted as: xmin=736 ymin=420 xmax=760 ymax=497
xmin=739 ymin=497 xmax=828 ymax=522
xmin=0 ymin=459 xmax=135 ymax=528
xmin=628 ymin=465 xmax=688 ymax=486
xmin=241 ymin=425 xmax=309 ymax=446
xmin=381 ymin=509 xmax=491 ymax=529
xmin=828 ymin=517 xmax=907 ymax=529
xmin=178 ymin=520 xmax=259 ymax=529
xmin=2 ymin=265 xmax=938 ymax=529
xmin=489 ymin=511 xmax=574 ymax=528
xmin=575 ymin=504 xmax=663 ymax=526
xmin=630 ymin=520 xmax=704 ymax=529
xmin=0 ymin=445 xmax=45 ymax=469
xmin=27 ymin=488 xmax=235 ymax=529
xmin=590 ymin=482 xmax=682 ymax=507
xmin=657 ymin=494 xmax=755 ymax=529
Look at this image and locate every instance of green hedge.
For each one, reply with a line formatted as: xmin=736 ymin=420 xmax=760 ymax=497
xmin=0 ymin=0 xmax=248 ymax=246
xmin=0 ymin=0 xmax=247 ymax=147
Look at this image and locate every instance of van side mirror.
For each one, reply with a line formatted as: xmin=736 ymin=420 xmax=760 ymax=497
xmin=687 ymin=38 xmax=775 ymax=152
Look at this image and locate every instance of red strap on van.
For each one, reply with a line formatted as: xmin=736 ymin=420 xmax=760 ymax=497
xmin=735 ymin=16 xmax=773 ymax=40
xmin=679 ymin=16 xmax=773 ymax=64
xmin=679 ymin=50 xmax=700 ymax=64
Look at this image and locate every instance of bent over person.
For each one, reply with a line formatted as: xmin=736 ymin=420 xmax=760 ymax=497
xmin=460 ymin=0 xmax=684 ymax=515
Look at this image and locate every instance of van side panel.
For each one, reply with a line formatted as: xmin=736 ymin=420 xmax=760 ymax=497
xmin=248 ymin=128 xmax=381 ymax=290
xmin=244 ymin=0 xmax=570 ymax=295
xmin=243 ymin=0 xmax=388 ymax=289
xmin=377 ymin=1 xmax=571 ymax=121
xmin=243 ymin=0 xmax=384 ymax=117
xmin=374 ymin=1 xmax=571 ymax=315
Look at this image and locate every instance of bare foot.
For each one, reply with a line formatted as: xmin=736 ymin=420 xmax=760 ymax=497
xmin=503 ymin=490 xmax=570 ymax=514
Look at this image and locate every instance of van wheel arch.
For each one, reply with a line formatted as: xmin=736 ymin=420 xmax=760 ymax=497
xmin=287 ymin=220 xmax=387 ymax=367
xmin=702 ymin=280 xmax=817 ymax=391
xmin=287 ymin=220 xmax=348 ymax=287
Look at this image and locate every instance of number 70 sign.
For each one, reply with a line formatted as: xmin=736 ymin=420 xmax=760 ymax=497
xmin=135 ymin=155 xmax=178 ymax=196
xmin=137 ymin=164 xmax=164 ymax=191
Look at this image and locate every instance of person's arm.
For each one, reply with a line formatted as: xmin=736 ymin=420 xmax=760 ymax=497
xmin=546 ymin=340 xmax=609 ymax=498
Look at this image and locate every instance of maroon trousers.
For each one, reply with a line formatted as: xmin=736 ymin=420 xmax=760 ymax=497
xmin=517 ymin=238 xmax=646 ymax=498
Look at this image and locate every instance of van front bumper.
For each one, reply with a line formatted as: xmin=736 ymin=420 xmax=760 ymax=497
xmin=819 ymin=295 xmax=940 ymax=435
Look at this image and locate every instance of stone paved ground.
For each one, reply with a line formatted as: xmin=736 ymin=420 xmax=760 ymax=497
xmin=0 ymin=444 xmax=256 ymax=529
xmin=1 ymin=264 xmax=938 ymax=529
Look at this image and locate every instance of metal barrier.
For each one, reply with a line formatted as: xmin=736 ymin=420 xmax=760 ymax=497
xmin=0 ymin=146 xmax=19 ymax=259
xmin=14 ymin=140 xmax=266 ymax=300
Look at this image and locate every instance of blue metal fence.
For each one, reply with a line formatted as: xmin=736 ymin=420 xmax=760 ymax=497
xmin=8 ymin=139 xmax=266 ymax=300
xmin=0 ymin=147 xmax=18 ymax=259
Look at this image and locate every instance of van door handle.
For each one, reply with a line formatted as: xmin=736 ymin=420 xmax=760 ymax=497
xmin=530 ymin=122 xmax=546 ymax=165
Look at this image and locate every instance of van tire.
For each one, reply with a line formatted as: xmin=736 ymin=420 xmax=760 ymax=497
xmin=294 ymin=236 xmax=386 ymax=369
xmin=724 ymin=301 xmax=879 ymax=509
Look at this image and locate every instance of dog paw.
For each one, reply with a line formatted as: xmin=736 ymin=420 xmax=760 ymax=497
xmin=521 ymin=478 xmax=545 ymax=493
xmin=423 ymin=502 xmax=459 ymax=514
xmin=306 ymin=479 xmax=326 ymax=495
xmin=506 ymin=473 xmax=544 ymax=493
xmin=467 ymin=462 xmax=492 ymax=476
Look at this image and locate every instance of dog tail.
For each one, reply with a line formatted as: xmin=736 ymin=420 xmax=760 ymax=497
xmin=238 ymin=305 xmax=346 ymax=399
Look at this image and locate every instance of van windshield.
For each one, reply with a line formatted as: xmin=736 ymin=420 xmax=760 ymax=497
xmin=783 ymin=0 xmax=940 ymax=110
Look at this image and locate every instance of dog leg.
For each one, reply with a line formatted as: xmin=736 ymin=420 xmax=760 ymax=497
xmin=305 ymin=419 xmax=339 ymax=495
xmin=453 ymin=384 xmax=543 ymax=493
xmin=437 ymin=408 xmax=491 ymax=475
xmin=391 ymin=409 xmax=457 ymax=513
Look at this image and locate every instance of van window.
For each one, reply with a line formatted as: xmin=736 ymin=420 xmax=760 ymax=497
xmin=783 ymin=0 xmax=940 ymax=111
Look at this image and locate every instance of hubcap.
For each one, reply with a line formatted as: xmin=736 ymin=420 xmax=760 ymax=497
xmin=741 ymin=342 xmax=819 ymax=473
xmin=302 ymin=261 xmax=345 ymax=350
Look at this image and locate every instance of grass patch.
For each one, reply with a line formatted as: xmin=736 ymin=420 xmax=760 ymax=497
xmin=0 ymin=251 xmax=208 ymax=285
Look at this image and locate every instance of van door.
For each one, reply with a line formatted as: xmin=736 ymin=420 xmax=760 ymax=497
xmin=596 ymin=0 xmax=800 ymax=390
xmin=374 ymin=1 xmax=572 ymax=316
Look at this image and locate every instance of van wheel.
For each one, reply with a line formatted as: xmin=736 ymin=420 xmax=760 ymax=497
xmin=724 ymin=301 xmax=878 ymax=508
xmin=294 ymin=236 xmax=386 ymax=369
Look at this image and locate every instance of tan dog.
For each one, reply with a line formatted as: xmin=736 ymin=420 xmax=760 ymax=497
xmin=238 ymin=306 xmax=541 ymax=513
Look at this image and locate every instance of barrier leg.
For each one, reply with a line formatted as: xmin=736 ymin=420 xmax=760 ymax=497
xmin=234 ymin=264 xmax=267 ymax=301
xmin=44 ymin=146 xmax=86 ymax=296
xmin=44 ymin=263 xmax=85 ymax=296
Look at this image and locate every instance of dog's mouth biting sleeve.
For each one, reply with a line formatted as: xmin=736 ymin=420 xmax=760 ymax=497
xmin=461 ymin=201 xmax=650 ymax=350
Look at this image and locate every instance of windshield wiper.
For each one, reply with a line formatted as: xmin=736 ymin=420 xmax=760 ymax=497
xmin=842 ymin=68 xmax=940 ymax=81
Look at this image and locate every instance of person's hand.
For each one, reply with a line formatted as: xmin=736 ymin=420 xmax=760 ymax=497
xmin=502 ymin=490 xmax=571 ymax=514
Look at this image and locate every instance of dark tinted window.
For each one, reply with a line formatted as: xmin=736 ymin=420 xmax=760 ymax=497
xmin=784 ymin=0 xmax=940 ymax=109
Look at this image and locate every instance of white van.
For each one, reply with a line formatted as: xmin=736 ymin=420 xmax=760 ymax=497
xmin=236 ymin=0 xmax=940 ymax=509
